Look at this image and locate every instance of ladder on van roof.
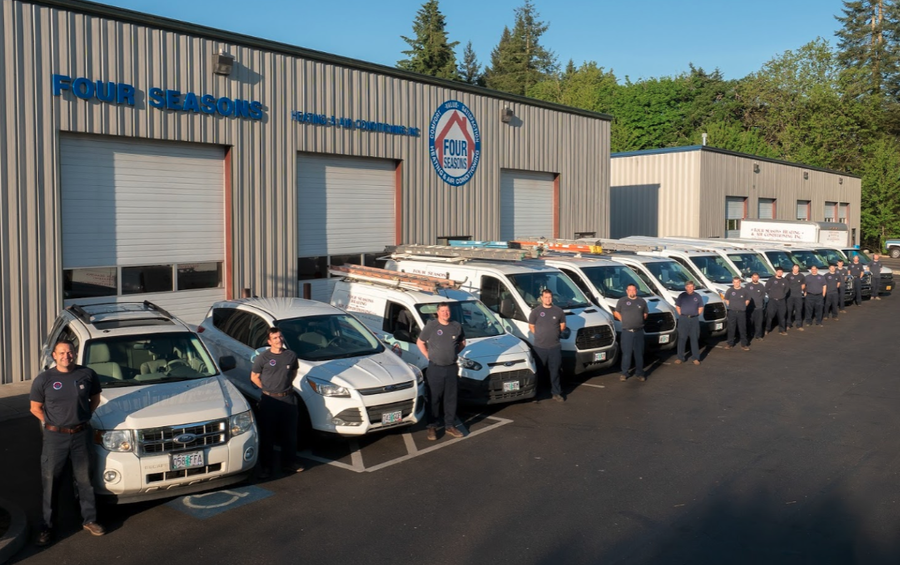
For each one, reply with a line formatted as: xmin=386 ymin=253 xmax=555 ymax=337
xmin=391 ymin=244 xmax=542 ymax=262
xmin=510 ymin=238 xmax=662 ymax=254
xmin=330 ymin=264 xmax=462 ymax=292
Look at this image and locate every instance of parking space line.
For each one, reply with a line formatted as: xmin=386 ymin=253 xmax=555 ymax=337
xmin=349 ymin=439 xmax=364 ymax=469
xmin=580 ymin=383 xmax=606 ymax=389
xmin=402 ymin=433 xmax=418 ymax=455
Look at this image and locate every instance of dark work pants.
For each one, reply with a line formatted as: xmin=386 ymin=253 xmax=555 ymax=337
xmin=41 ymin=427 xmax=96 ymax=529
xmin=677 ymin=315 xmax=701 ymax=362
xmin=787 ymin=296 xmax=804 ymax=328
xmin=426 ymin=363 xmax=459 ymax=428
xmin=748 ymin=304 xmax=764 ymax=339
xmin=726 ymin=310 xmax=748 ymax=347
xmin=872 ymin=276 xmax=881 ymax=297
xmin=839 ymin=285 xmax=846 ymax=309
xmin=806 ymin=295 xmax=824 ymax=325
xmin=534 ymin=345 xmax=562 ymax=396
xmin=620 ymin=329 xmax=645 ymax=377
xmin=258 ymin=394 xmax=299 ymax=471
xmin=825 ymin=293 xmax=840 ymax=319
xmin=853 ymin=279 xmax=863 ymax=305
xmin=766 ymin=299 xmax=786 ymax=333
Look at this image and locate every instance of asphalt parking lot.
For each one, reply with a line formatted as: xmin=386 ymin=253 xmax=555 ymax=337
xmin=4 ymin=281 xmax=900 ymax=564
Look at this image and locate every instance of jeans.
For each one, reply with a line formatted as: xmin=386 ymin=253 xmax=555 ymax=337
xmin=872 ymin=276 xmax=881 ymax=297
xmin=726 ymin=310 xmax=748 ymax=347
xmin=787 ymin=296 xmax=804 ymax=328
xmin=853 ymin=279 xmax=863 ymax=305
xmin=766 ymin=298 xmax=786 ymax=332
xmin=677 ymin=315 xmax=701 ymax=362
xmin=426 ymin=363 xmax=459 ymax=428
xmin=825 ymin=293 xmax=840 ymax=318
xmin=806 ymin=294 xmax=824 ymax=325
xmin=533 ymin=345 xmax=563 ymax=396
xmin=41 ymin=427 xmax=97 ymax=529
xmin=748 ymin=304 xmax=764 ymax=338
xmin=258 ymin=394 xmax=299 ymax=471
xmin=620 ymin=328 xmax=645 ymax=377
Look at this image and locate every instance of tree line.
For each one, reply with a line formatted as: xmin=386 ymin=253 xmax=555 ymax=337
xmin=397 ymin=0 xmax=900 ymax=249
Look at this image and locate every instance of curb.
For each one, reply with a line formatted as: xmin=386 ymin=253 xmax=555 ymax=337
xmin=0 ymin=497 xmax=29 ymax=565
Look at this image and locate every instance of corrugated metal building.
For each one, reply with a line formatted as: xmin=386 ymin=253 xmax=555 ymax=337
xmin=610 ymin=146 xmax=861 ymax=241
xmin=0 ymin=0 xmax=612 ymax=384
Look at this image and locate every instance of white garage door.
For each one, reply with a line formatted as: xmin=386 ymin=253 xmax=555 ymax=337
xmin=60 ymin=135 xmax=226 ymax=325
xmin=725 ymin=196 xmax=746 ymax=238
xmin=297 ymin=154 xmax=396 ymax=301
xmin=500 ymin=170 xmax=555 ymax=240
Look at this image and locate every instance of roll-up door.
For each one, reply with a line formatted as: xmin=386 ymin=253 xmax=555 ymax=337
xmin=725 ymin=197 xmax=746 ymax=238
xmin=500 ymin=170 xmax=555 ymax=240
xmin=297 ymin=154 xmax=396 ymax=301
xmin=758 ymin=198 xmax=775 ymax=220
xmin=60 ymin=135 xmax=225 ymax=324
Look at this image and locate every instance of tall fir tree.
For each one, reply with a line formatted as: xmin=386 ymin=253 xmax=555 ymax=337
xmin=397 ymin=0 xmax=459 ymax=80
xmin=483 ymin=1 xmax=557 ymax=95
xmin=835 ymin=0 xmax=900 ymax=97
xmin=458 ymin=41 xmax=483 ymax=85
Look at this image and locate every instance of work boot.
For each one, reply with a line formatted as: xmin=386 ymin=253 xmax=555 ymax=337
xmin=83 ymin=522 xmax=106 ymax=537
xmin=426 ymin=427 xmax=437 ymax=441
xmin=446 ymin=426 xmax=464 ymax=439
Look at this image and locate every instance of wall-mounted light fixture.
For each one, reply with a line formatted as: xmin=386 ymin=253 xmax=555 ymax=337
xmin=803 ymin=171 xmax=809 ymax=180
xmin=753 ymin=163 xmax=760 ymax=173
xmin=500 ymin=107 xmax=514 ymax=124
xmin=212 ymin=50 xmax=234 ymax=76
xmin=839 ymin=177 xmax=844 ymax=185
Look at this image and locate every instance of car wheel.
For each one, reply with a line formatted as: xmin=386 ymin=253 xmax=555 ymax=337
xmin=890 ymin=247 xmax=900 ymax=259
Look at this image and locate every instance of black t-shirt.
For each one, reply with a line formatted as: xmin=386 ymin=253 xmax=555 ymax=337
xmin=419 ymin=320 xmax=465 ymax=366
xmin=252 ymin=349 xmax=299 ymax=393
xmin=785 ymin=272 xmax=806 ymax=296
xmin=30 ymin=365 xmax=101 ymax=428
xmin=724 ymin=287 xmax=750 ymax=311
xmin=806 ymin=274 xmax=826 ymax=294
xmin=527 ymin=305 xmax=566 ymax=349
xmin=765 ymin=277 xmax=788 ymax=300
xmin=849 ymin=263 xmax=865 ymax=277
xmin=675 ymin=292 xmax=703 ymax=316
xmin=615 ymin=296 xmax=648 ymax=330
xmin=870 ymin=260 xmax=882 ymax=276
xmin=824 ymin=272 xmax=841 ymax=291
xmin=744 ymin=282 xmax=766 ymax=307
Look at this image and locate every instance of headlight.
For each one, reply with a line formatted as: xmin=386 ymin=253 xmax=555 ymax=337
xmin=95 ymin=430 xmax=133 ymax=452
xmin=408 ymin=364 xmax=424 ymax=385
xmin=230 ymin=410 xmax=254 ymax=436
xmin=308 ymin=376 xmax=351 ymax=397
xmin=457 ymin=357 xmax=483 ymax=371
xmin=560 ymin=327 xmax=572 ymax=340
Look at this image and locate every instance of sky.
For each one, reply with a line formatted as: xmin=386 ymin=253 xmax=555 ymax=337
xmin=95 ymin=0 xmax=849 ymax=82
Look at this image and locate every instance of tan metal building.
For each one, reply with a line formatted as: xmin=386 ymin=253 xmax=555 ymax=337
xmin=610 ymin=146 xmax=861 ymax=242
xmin=0 ymin=0 xmax=612 ymax=384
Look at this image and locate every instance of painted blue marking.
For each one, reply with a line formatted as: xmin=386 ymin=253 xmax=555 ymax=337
xmin=165 ymin=485 xmax=272 ymax=519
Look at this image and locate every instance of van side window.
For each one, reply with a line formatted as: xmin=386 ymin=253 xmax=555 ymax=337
xmin=246 ymin=314 xmax=271 ymax=349
xmin=481 ymin=276 xmax=526 ymax=322
xmin=632 ymin=268 xmax=655 ymax=290
xmin=560 ymin=268 xmax=593 ymax=299
xmin=385 ymin=301 xmax=419 ymax=342
xmin=213 ymin=308 xmax=253 ymax=346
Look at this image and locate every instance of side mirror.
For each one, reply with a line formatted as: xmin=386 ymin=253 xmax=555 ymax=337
xmin=219 ymin=356 xmax=237 ymax=371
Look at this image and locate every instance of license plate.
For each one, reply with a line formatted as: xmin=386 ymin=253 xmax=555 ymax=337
xmin=382 ymin=410 xmax=403 ymax=425
xmin=659 ymin=334 xmax=670 ymax=344
xmin=715 ymin=323 xmax=724 ymax=330
xmin=593 ymin=352 xmax=606 ymax=362
xmin=171 ymin=450 xmax=204 ymax=471
xmin=503 ymin=381 xmax=520 ymax=392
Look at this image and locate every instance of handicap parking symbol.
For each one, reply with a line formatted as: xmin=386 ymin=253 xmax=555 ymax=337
xmin=165 ymin=485 xmax=272 ymax=519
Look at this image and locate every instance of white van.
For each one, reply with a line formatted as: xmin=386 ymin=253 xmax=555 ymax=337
xmin=606 ymin=254 xmax=728 ymax=338
xmin=535 ymin=256 xmax=677 ymax=350
xmin=329 ymin=270 xmax=537 ymax=404
xmin=386 ymin=246 xmax=617 ymax=374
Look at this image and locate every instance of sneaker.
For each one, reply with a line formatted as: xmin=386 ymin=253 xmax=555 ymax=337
xmin=35 ymin=528 xmax=52 ymax=547
xmin=637 ymin=375 xmax=647 ymax=382
xmin=83 ymin=522 xmax=106 ymax=537
xmin=779 ymin=331 xmax=788 ymax=335
xmin=741 ymin=346 xmax=750 ymax=351
xmin=674 ymin=359 xmax=683 ymax=364
xmin=875 ymin=297 xmax=881 ymax=300
xmin=281 ymin=464 xmax=305 ymax=474
xmin=426 ymin=427 xmax=437 ymax=441
xmin=619 ymin=374 xmax=628 ymax=381
xmin=797 ymin=327 xmax=805 ymax=332
xmin=723 ymin=345 xmax=733 ymax=350
xmin=446 ymin=426 xmax=464 ymax=439
xmin=552 ymin=394 xmax=565 ymax=403
xmin=840 ymin=310 xmax=847 ymax=313
xmin=692 ymin=359 xmax=701 ymax=366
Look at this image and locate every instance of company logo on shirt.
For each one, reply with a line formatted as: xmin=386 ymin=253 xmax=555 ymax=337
xmin=540 ymin=312 xmax=546 ymax=317
xmin=437 ymin=329 xmax=443 ymax=336
xmin=52 ymin=382 xmax=62 ymax=390
xmin=268 ymin=359 xmax=277 ymax=367
xmin=626 ymin=301 xmax=632 ymax=306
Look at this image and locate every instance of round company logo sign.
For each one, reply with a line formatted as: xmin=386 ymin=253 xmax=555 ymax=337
xmin=268 ymin=359 xmax=277 ymax=367
xmin=52 ymin=382 xmax=62 ymax=390
xmin=429 ymin=100 xmax=481 ymax=186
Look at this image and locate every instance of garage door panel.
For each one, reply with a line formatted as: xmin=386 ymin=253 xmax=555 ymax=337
xmin=500 ymin=170 xmax=555 ymax=240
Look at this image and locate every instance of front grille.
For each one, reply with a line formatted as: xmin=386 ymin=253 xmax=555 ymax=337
xmin=645 ymin=312 xmax=675 ymax=333
xmin=366 ymin=400 xmax=414 ymax=426
xmin=487 ymin=359 xmax=526 ymax=367
xmin=703 ymin=303 xmax=726 ymax=321
xmin=138 ymin=419 xmax=227 ymax=456
xmin=357 ymin=381 xmax=415 ymax=396
xmin=146 ymin=463 xmax=222 ymax=484
xmin=575 ymin=326 xmax=614 ymax=350
xmin=881 ymin=273 xmax=893 ymax=281
xmin=334 ymin=408 xmax=363 ymax=423
xmin=487 ymin=369 xmax=536 ymax=400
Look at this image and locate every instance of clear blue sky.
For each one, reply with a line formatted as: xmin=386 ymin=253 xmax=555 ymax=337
xmin=95 ymin=0 xmax=848 ymax=82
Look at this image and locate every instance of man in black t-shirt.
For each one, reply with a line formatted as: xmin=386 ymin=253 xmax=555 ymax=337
xmin=615 ymin=284 xmax=649 ymax=382
xmin=870 ymin=253 xmax=883 ymax=300
xmin=805 ymin=266 xmax=827 ymax=326
xmin=417 ymin=303 xmax=466 ymax=439
xmin=674 ymin=280 xmax=703 ymax=365
xmin=30 ymin=340 xmax=104 ymax=545
xmin=849 ymin=256 xmax=865 ymax=306
xmin=528 ymin=289 xmax=567 ymax=402
xmin=723 ymin=277 xmax=751 ymax=350
xmin=824 ymin=265 xmax=842 ymax=320
xmin=744 ymin=273 xmax=766 ymax=341
xmin=785 ymin=265 xmax=806 ymax=331
xmin=251 ymin=327 xmax=302 ymax=478
xmin=836 ymin=259 xmax=849 ymax=313
xmin=764 ymin=267 xmax=788 ymax=335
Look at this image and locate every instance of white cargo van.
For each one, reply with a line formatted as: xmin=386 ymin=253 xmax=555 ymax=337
xmin=329 ymin=266 xmax=537 ymax=404
xmin=386 ymin=245 xmax=617 ymax=374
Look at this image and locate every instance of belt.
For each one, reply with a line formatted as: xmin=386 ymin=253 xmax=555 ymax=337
xmin=44 ymin=423 xmax=86 ymax=434
xmin=623 ymin=328 xmax=643 ymax=332
xmin=262 ymin=390 xmax=292 ymax=397
xmin=682 ymin=314 xmax=699 ymax=318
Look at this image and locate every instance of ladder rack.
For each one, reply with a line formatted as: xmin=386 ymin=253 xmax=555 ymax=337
xmin=511 ymin=238 xmax=662 ymax=254
xmin=392 ymin=244 xmax=541 ymax=262
xmin=329 ymin=264 xmax=461 ymax=293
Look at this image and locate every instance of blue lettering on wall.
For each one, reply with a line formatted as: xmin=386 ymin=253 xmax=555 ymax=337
xmin=293 ymin=110 xmax=420 ymax=137
xmin=148 ymin=87 xmax=165 ymax=108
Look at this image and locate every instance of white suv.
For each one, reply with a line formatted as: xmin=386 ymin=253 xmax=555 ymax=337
xmin=198 ymin=298 xmax=425 ymax=436
xmin=39 ymin=302 xmax=258 ymax=504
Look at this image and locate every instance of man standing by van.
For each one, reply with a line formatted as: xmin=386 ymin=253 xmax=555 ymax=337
xmin=870 ymin=253 xmax=883 ymax=300
xmin=765 ymin=267 xmax=788 ymax=336
xmin=674 ymin=281 xmax=703 ymax=365
xmin=724 ymin=277 xmax=751 ymax=351
xmin=805 ymin=266 xmax=827 ymax=326
xmin=528 ymin=289 xmax=566 ymax=402
xmin=836 ymin=259 xmax=849 ymax=313
xmin=849 ymin=255 xmax=865 ymax=306
xmin=785 ymin=265 xmax=806 ymax=332
xmin=744 ymin=273 xmax=766 ymax=341
xmin=615 ymin=284 xmax=649 ymax=381
xmin=418 ymin=303 xmax=467 ymax=439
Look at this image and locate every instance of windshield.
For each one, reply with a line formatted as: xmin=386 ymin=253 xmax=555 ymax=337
xmin=790 ymin=250 xmax=828 ymax=270
xmin=278 ymin=314 xmax=384 ymax=361
xmin=416 ymin=300 xmax=505 ymax=339
xmin=689 ymin=255 xmax=739 ymax=284
xmin=727 ymin=252 xmax=774 ymax=278
xmin=507 ymin=272 xmax=591 ymax=309
xmin=82 ymin=332 xmax=218 ymax=386
xmin=844 ymin=249 xmax=870 ymax=263
xmin=816 ymin=248 xmax=847 ymax=266
xmin=765 ymin=251 xmax=801 ymax=272
xmin=580 ymin=265 xmax=653 ymax=298
xmin=642 ymin=261 xmax=705 ymax=291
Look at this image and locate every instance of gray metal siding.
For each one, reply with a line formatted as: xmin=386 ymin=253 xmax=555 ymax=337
xmin=0 ymin=0 xmax=610 ymax=383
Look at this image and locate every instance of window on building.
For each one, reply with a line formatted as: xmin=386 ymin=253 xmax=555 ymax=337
xmin=177 ymin=262 xmax=223 ymax=290
xmin=758 ymin=198 xmax=776 ymax=220
xmin=824 ymin=201 xmax=837 ymax=223
xmin=796 ymin=200 xmax=811 ymax=221
xmin=725 ymin=196 xmax=747 ymax=237
xmin=63 ymin=267 xmax=118 ymax=299
xmin=121 ymin=265 xmax=174 ymax=295
xmin=838 ymin=203 xmax=849 ymax=224
xmin=298 ymin=253 xmax=382 ymax=281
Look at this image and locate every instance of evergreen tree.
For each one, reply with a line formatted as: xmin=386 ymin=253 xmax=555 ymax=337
xmin=397 ymin=0 xmax=459 ymax=80
xmin=458 ymin=41 xmax=483 ymax=85
xmin=835 ymin=0 xmax=900 ymax=97
xmin=861 ymin=137 xmax=900 ymax=248
xmin=483 ymin=1 xmax=558 ymax=95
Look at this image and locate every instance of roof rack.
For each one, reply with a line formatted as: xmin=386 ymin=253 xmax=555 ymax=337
xmin=330 ymin=264 xmax=461 ymax=292
xmin=66 ymin=301 xmax=175 ymax=324
xmin=67 ymin=304 xmax=93 ymax=324
xmin=392 ymin=244 xmax=541 ymax=262
xmin=511 ymin=238 xmax=662 ymax=254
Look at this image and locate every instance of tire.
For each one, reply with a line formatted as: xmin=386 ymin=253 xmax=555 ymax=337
xmin=890 ymin=247 xmax=900 ymax=259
